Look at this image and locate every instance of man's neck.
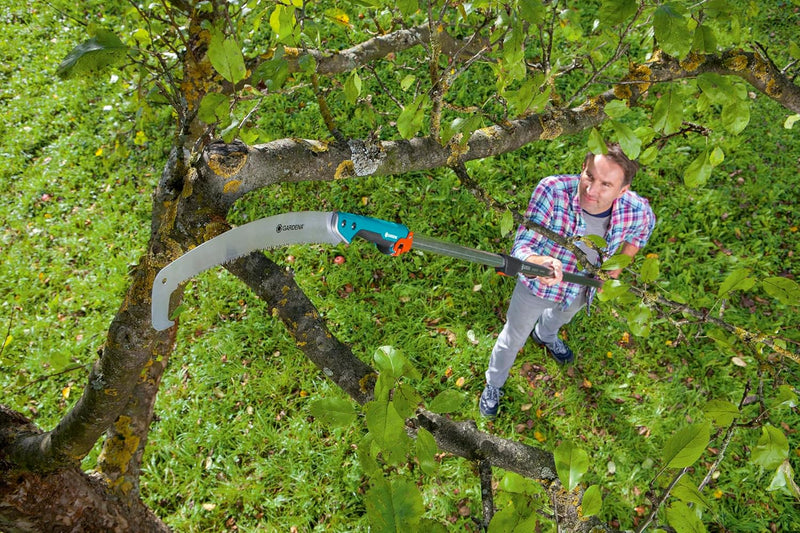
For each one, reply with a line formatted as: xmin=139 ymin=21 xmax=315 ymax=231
xmin=582 ymin=206 xmax=613 ymax=218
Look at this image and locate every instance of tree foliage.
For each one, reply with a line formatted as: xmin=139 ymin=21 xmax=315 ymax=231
xmin=2 ymin=0 xmax=800 ymax=531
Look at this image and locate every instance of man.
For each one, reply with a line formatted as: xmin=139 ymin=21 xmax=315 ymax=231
xmin=479 ymin=143 xmax=656 ymax=417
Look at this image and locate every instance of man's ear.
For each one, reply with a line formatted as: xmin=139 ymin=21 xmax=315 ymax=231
xmin=617 ymin=184 xmax=630 ymax=198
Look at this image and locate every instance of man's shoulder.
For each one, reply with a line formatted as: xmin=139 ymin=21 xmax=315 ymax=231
xmin=619 ymin=189 xmax=652 ymax=210
xmin=538 ymin=174 xmax=579 ymax=191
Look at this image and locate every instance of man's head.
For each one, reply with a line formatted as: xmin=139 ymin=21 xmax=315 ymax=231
xmin=579 ymin=143 xmax=637 ymax=214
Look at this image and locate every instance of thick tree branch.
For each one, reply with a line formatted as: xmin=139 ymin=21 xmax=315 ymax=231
xmin=220 ymin=243 xmax=614 ymax=532
xmin=630 ymin=49 xmax=800 ymax=113
xmin=198 ymin=96 xmax=612 ymax=211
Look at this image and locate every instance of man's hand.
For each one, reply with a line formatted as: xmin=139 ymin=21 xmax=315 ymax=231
xmin=524 ymin=255 xmax=563 ymax=286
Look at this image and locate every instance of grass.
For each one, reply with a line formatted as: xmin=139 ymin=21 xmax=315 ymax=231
xmin=2 ymin=1 xmax=799 ymax=532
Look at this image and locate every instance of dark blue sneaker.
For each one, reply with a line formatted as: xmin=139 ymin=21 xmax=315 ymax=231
xmin=479 ymin=384 xmax=503 ymax=418
xmin=530 ymin=327 xmax=575 ymax=365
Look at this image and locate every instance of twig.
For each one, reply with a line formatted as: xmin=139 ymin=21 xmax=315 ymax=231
xmin=635 ymin=467 xmax=689 ymax=533
xmin=698 ymin=380 xmax=751 ymax=492
xmin=12 ymin=364 xmax=88 ymax=394
xmin=310 ymin=72 xmax=346 ymax=144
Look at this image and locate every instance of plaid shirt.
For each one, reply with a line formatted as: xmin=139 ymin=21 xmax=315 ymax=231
xmin=512 ymin=174 xmax=656 ymax=310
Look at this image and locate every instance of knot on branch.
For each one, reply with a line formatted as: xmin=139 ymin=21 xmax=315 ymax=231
xmin=348 ymin=139 xmax=386 ymax=176
xmin=203 ymin=140 xmax=249 ymax=179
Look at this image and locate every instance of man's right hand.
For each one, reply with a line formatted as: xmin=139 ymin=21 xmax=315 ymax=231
xmin=524 ymin=255 xmax=563 ymax=286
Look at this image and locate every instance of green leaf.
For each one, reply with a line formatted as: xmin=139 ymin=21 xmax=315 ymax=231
xmin=587 ymin=128 xmax=607 ymax=155
xmin=252 ymin=53 xmax=289 ymax=91
xmin=397 ymin=94 xmax=429 ymax=139
xmin=639 ymin=145 xmax=659 ymax=165
xmin=581 ymin=485 xmax=602 ymax=517
xmin=785 ymin=114 xmax=800 ymax=129
xmin=397 ymin=0 xmax=419 ymax=17
xmin=692 ymin=24 xmax=718 ymax=53
xmin=198 ymin=92 xmax=230 ymax=124
xmin=709 ymin=146 xmax=725 ymax=167
xmin=718 ymin=268 xmax=755 ymax=297
xmin=604 ymin=100 xmax=630 ymax=119
xmin=703 ymin=399 xmax=739 ymax=427
xmin=309 ymin=397 xmax=357 ymax=427
xmin=610 ymin=120 xmax=641 ymax=159
xmin=653 ymin=89 xmax=684 ymax=135
xmin=400 ymin=74 xmax=416 ymax=91
xmin=488 ymin=504 xmax=538 ymax=532
xmin=767 ymin=460 xmax=800 ymax=498
xmin=502 ymin=23 xmax=526 ymax=82
xmin=662 ymin=421 xmax=711 ymax=468
xmin=393 ymin=383 xmax=422 ymax=418
xmin=721 ymin=99 xmax=750 ymax=134
xmin=208 ymin=32 xmax=247 ymax=84
xmin=697 ymin=73 xmax=737 ymax=105
xmin=441 ymin=115 xmax=482 ymax=146
xmin=666 ymin=501 xmax=707 ymax=533
xmin=499 ymin=471 xmax=541 ymax=495
xmin=365 ymin=400 xmax=406 ymax=448
xmin=773 ymin=385 xmax=798 ymax=409
xmin=581 ymin=234 xmax=607 ymax=250
xmin=428 ymin=389 xmax=465 ymax=413
xmin=519 ymin=0 xmax=546 ymax=25
xmin=672 ymin=476 xmax=711 ymax=509
xmin=269 ymin=4 xmax=298 ymax=44
xmin=601 ymin=253 xmax=632 ymax=271
xmin=762 ymin=276 xmax=800 ymax=305
xmin=500 ymin=210 xmax=515 ymax=237
xmin=684 ymin=149 xmax=712 ymax=188
xmin=596 ymin=279 xmax=630 ymax=302
xmin=374 ymin=345 xmax=420 ymax=380
xmin=640 ymin=255 xmax=660 ymax=283
xmin=653 ymin=4 xmax=693 ymax=59
xmin=627 ymin=303 xmax=652 ymax=337
xmin=554 ymin=441 xmax=589 ymax=491
xmin=373 ymin=345 xmax=405 ymax=380
xmin=416 ymin=427 xmax=438 ymax=475
xmin=599 ymin=0 xmax=638 ymax=27
xmin=365 ymin=477 xmax=424 ymax=532
xmin=752 ymin=425 xmax=789 ymax=470
xmin=356 ymin=434 xmax=381 ymax=476
xmin=56 ymin=29 xmax=129 ymax=78
xmin=789 ymin=41 xmax=800 ymax=60
xmin=344 ymin=71 xmax=362 ymax=104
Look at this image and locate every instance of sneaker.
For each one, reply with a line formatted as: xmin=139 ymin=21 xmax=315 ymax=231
xmin=479 ymin=384 xmax=503 ymax=418
xmin=530 ymin=327 xmax=575 ymax=365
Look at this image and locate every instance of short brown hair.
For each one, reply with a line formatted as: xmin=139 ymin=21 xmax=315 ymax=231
xmin=584 ymin=142 xmax=639 ymax=186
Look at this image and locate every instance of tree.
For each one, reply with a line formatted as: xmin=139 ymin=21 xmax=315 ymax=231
xmin=2 ymin=0 xmax=799 ymax=531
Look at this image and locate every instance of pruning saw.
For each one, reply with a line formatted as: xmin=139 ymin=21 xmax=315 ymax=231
xmin=151 ymin=211 xmax=603 ymax=331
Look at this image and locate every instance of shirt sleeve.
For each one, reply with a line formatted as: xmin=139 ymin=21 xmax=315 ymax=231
xmin=511 ymin=178 xmax=554 ymax=260
xmin=624 ymin=197 xmax=657 ymax=249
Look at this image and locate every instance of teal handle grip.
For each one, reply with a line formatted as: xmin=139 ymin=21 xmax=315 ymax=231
xmin=334 ymin=212 xmax=413 ymax=255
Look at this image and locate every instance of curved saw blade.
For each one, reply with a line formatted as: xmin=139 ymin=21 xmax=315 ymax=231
xmin=151 ymin=211 xmax=341 ymax=331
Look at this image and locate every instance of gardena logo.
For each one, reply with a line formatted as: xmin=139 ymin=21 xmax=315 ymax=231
xmin=276 ymin=223 xmax=305 ymax=233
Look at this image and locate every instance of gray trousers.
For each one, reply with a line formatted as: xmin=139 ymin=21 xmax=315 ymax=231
xmin=485 ymin=279 xmax=587 ymax=388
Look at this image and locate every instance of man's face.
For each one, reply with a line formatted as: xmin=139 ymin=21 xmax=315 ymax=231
xmin=579 ymin=154 xmax=629 ymax=214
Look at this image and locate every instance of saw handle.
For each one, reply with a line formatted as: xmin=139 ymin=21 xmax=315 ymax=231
xmin=334 ymin=212 xmax=413 ymax=256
